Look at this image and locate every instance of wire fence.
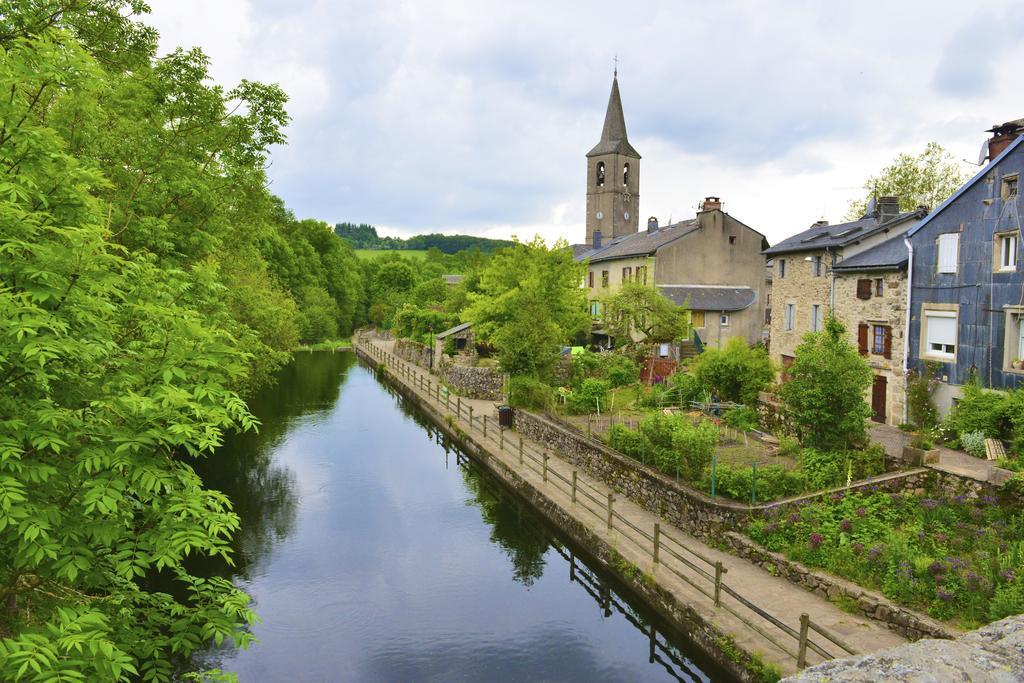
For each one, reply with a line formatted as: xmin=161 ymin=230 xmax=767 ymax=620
xmin=356 ymin=334 xmax=860 ymax=671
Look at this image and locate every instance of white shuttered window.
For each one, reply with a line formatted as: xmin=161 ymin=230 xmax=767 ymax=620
xmin=924 ymin=310 xmax=957 ymax=359
xmin=937 ymin=233 xmax=959 ymax=273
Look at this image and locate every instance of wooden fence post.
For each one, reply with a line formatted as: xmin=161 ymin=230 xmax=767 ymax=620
xmin=714 ymin=561 xmax=724 ymax=607
xmin=519 ymin=436 xmax=524 ymax=465
xmin=653 ymin=523 xmax=661 ymax=564
xmin=457 ymin=396 xmax=461 ymax=417
xmin=500 ymin=427 xmax=504 ymax=449
xmin=469 ymin=406 xmax=474 ymax=428
xmin=483 ymin=415 xmax=488 ymax=439
xmin=542 ymin=453 xmax=548 ymax=483
xmin=571 ymin=470 xmax=577 ymax=503
xmin=797 ymin=613 xmax=810 ymax=669
xmin=606 ymin=493 xmax=614 ymax=530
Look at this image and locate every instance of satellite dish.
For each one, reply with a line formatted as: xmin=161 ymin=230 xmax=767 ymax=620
xmin=864 ymin=196 xmax=877 ymax=218
xmin=977 ymin=139 xmax=989 ymax=166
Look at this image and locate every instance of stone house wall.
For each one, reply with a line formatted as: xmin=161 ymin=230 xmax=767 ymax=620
xmin=768 ymin=249 xmax=833 ymax=364
xmin=393 ymin=339 xmax=432 ymax=369
xmin=833 ymin=269 xmax=908 ymax=426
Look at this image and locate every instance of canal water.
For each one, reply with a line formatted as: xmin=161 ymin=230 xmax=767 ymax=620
xmin=194 ymin=351 xmax=729 ymax=682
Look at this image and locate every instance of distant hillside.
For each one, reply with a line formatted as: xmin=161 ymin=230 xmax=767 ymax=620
xmin=334 ymin=222 xmax=513 ymax=254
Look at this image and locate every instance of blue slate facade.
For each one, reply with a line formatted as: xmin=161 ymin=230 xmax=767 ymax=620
xmin=907 ymin=137 xmax=1024 ymax=406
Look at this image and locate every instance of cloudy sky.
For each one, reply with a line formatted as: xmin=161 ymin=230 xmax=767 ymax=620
xmin=148 ymin=1 xmax=1024 ymax=246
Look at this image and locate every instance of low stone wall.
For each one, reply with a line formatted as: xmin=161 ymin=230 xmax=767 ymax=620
xmin=438 ymin=359 xmax=504 ymax=401
xmin=393 ymin=339 xmax=432 ymax=369
xmin=724 ymin=532 xmax=958 ymax=642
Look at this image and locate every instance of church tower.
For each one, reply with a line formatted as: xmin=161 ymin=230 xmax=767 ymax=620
xmin=586 ymin=73 xmax=640 ymax=247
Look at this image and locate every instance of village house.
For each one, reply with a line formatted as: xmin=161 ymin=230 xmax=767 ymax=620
xmin=574 ymin=74 xmax=769 ymax=357
xmin=763 ymin=201 xmax=925 ymax=395
xmin=906 ymin=119 xmax=1024 ymax=415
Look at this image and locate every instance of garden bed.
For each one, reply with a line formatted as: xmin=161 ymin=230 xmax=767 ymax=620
xmin=747 ymin=489 xmax=1024 ymax=630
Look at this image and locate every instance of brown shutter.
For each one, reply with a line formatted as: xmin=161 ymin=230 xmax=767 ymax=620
xmin=858 ymin=324 xmax=869 ymax=355
xmin=883 ymin=326 xmax=892 ymax=359
xmin=588 ymin=271 xmax=594 ymax=288
xmin=856 ymin=279 xmax=872 ymax=300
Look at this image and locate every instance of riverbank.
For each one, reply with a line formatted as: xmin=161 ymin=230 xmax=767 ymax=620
xmin=355 ymin=333 xmax=907 ymax=681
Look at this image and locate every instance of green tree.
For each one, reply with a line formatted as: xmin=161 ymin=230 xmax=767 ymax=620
xmin=463 ymin=237 xmax=588 ymax=377
xmin=780 ymin=318 xmax=874 ymax=450
xmin=845 ymin=142 xmax=969 ymax=220
xmin=601 ymin=283 xmax=690 ymax=351
xmin=689 ymin=337 xmax=775 ymax=405
xmin=0 ymin=26 xmax=258 ymax=681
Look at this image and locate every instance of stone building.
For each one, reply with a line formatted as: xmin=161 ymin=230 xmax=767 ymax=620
xmin=906 ymin=119 xmax=1024 ymax=414
xmin=763 ymin=202 xmax=925 ymax=376
xmin=831 ymin=235 xmax=911 ymax=425
xmin=574 ymin=74 xmax=769 ymax=352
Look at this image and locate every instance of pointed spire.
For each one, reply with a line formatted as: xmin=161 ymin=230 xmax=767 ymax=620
xmin=587 ymin=72 xmax=640 ymax=158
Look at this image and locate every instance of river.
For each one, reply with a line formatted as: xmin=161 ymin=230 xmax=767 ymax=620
xmin=191 ymin=351 xmax=728 ymax=682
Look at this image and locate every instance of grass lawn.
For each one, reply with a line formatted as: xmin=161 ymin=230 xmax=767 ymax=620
xmin=354 ymin=249 xmax=429 ymax=261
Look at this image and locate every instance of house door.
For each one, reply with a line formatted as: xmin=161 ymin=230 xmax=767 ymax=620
xmin=871 ymin=375 xmax=887 ymax=423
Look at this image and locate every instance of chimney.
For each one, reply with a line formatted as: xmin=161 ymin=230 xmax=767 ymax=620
xmin=700 ymin=196 xmax=722 ymax=212
xmin=876 ymin=196 xmax=900 ymax=223
xmin=647 ymin=216 xmax=659 ymax=233
xmin=814 ymin=219 xmax=829 ymax=227
xmin=986 ymin=118 xmax=1024 ymax=162
xmin=593 ymin=230 xmax=602 ymax=249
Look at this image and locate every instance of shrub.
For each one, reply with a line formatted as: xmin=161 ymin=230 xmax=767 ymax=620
xmin=689 ymin=337 xmax=775 ymax=405
xmin=780 ymin=318 xmax=873 ymax=450
xmin=508 ymin=375 xmax=552 ymax=410
xmin=799 ymin=449 xmax=846 ymax=490
xmin=906 ymin=363 xmax=940 ymax=429
xmin=960 ymin=430 xmax=988 ymax=458
xmin=989 ymin=582 xmax=1024 ymax=621
xmin=951 ymin=379 xmax=1011 ymax=438
xmin=911 ymin=433 xmax=935 ymax=450
xmin=704 ymin=463 xmax=805 ymax=502
xmin=723 ymin=405 xmax=759 ymax=432
xmin=667 ymin=371 xmax=703 ymax=405
xmin=671 ymin=420 xmax=719 ymax=479
xmin=608 ymin=424 xmax=646 ymax=460
xmin=604 ymin=354 xmax=639 ymax=387
xmin=639 ymin=382 xmax=673 ymax=408
xmin=564 ymin=378 xmax=610 ymax=414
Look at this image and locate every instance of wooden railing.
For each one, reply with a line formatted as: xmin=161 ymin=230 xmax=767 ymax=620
xmin=355 ymin=334 xmax=859 ymax=670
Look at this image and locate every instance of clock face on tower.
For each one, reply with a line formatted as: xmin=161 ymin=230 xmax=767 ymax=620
xmin=624 ymin=212 xmax=630 ymax=220
xmin=596 ymin=211 xmax=604 ymax=220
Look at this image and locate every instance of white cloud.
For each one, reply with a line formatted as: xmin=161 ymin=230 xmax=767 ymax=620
xmin=145 ymin=0 xmax=1024 ymax=246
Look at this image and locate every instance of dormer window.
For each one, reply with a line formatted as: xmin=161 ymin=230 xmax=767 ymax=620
xmin=622 ymin=163 xmax=630 ymax=186
xmin=596 ymin=162 xmax=605 ymax=187
xmin=1003 ymin=174 xmax=1019 ymax=201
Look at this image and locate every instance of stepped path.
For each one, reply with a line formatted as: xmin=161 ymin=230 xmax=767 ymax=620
xmin=359 ymin=336 xmax=908 ymax=677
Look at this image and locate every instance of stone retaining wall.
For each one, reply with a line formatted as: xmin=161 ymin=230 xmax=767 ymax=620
xmin=393 ymin=339 xmax=432 ymax=369
xmin=438 ymin=358 xmax=504 ymax=401
xmin=724 ymin=532 xmax=958 ymax=642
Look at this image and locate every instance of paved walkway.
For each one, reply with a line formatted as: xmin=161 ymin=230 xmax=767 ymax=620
xmin=362 ymin=336 xmax=907 ymax=677
xmin=869 ymin=424 xmax=995 ymax=482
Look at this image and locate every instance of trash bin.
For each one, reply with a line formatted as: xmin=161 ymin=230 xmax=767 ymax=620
xmin=498 ymin=405 xmax=513 ymax=428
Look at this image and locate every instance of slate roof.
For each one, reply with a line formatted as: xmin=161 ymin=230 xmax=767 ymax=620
xmin=587 ymin=76 xmax=640 ymax=158
xmin=657 ymin=285 xmax=757 ymax=312
xmin=442 ymin=274 xmax=464 ymax=285
xmin=435 ymin=322 xmax=471 ymax=339
xmin=764 ymin=210 xmax=923 ymax=257
xmin=907 ymin=135 xmax=1024 ymax=238
xmin=831 ymin=233 xmax=909 ymax=272
xmin=576 ymin=220 xmax=699 ymax=264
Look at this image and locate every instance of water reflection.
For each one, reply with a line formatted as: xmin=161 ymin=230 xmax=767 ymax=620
xmin=193 ymin=352 xmax=728 ymax=682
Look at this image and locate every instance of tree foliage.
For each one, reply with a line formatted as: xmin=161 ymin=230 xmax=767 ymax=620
xmin=845 ymin=142 xmax=969 ymax=220
xmin=463 ymin=238 xmax=588 ymax=377
xmin=601 ymin=283 xmax=690 ymax=350
xmin=780 ymin=318 xmax=874 ymax=450
xmin=688 ymin=338 xmax=775 ymax=406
